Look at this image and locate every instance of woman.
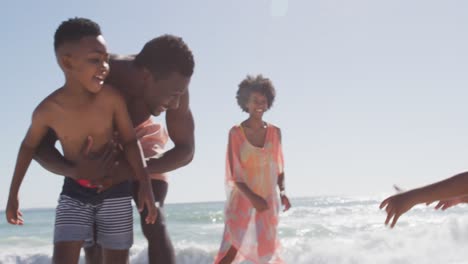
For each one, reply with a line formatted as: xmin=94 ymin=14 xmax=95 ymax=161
xmin=215 ymin=75 xmax=292 ymax=264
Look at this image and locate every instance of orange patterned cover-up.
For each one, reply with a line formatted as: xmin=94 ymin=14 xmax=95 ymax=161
xmin=214 ymin=123 xmax=285 ymax=264
xmin=135 ymin=118 xmax=169 ymax=182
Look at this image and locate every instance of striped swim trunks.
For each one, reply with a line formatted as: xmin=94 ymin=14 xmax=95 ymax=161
xmin=53 ymin=179 xmax=133 ymax=250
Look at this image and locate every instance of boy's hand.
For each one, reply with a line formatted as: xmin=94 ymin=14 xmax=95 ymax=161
xmin=138 ymin=183 xmax=158 ymax=224
xmin=6 ymin=197 xmax=24 ymax=225
xmin=250 ymin=195 xmax=269 ymax=212
xmin=280 ymin=194 xmax=292 ymax=212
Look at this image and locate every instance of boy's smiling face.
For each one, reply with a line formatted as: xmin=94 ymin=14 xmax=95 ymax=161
xmin=62 ymin=35 xmax=110 ymax=93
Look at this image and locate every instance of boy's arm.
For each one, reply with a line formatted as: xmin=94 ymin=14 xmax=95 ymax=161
xmin=111 ymin=89 xmax=157 ymax=224
xmin=146 ymin=91 xmax=195 ymax=174
xmin=7 ymin=108 xmax=49 ymax=224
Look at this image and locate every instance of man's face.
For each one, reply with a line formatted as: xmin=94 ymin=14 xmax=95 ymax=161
xmin=143 ymin=72 xmax=191 ymax=116
xmin=66 ymin=35 xmax=110 ymax=93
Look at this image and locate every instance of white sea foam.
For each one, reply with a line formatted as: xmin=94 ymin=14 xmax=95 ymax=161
xmin=2 ymin=197 xmax=468 ymax=264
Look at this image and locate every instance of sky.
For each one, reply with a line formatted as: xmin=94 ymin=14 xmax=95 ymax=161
xmin=1 ymin=0 xmax=468 ymax=209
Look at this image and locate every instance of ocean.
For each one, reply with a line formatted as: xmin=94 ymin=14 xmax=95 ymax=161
xmin=2 ymin=196 xmax=468 ymax=264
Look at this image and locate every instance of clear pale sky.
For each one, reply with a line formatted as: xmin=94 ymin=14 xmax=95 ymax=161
xmin=1 ymin=0 xmax=468 ymax=208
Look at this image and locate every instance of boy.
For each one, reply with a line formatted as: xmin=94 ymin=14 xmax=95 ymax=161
xmin=5 ymin=17 xmax=157 ymax=264
xmin=34 ymin=34 xmax=195 ymax=264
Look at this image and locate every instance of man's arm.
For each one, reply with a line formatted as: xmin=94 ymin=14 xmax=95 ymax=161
xmin=146 ymin=91 xmax=195 ymax=174
xmin=34 ymin=125 xmax=117 ymax=182
xmin=34 ymin=129 xmax=75 ymax=177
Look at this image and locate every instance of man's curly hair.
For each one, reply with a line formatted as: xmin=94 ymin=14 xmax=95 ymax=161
xmin=135 ymin=34 xmax=195 ymax=79
xmin=54 ymin=17 xmax=101 ymax=51
xmin=236 ymin=74 xmax=276 ymax=112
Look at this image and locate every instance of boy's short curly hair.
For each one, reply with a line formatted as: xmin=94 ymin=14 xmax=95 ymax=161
xmin=134 ymin=34 xmax=195 ymax=79
xmin=236 ymin=74 xmax=276 ymax=112
xmin=54 ymin=17 xmax=101 ymax=51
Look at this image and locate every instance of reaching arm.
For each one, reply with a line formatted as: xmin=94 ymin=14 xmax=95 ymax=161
xmin=7 ymin=108 xmax=49 ymax=224
xmin=146 ymin=91 xmax=195 ymax=174
xmin=380 ymin=171 xmax=468 ymax=228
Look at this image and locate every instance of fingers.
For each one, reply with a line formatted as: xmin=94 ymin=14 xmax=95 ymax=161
xmin=284 ymin=198 xmax=292 ymax=212
xmin=145 ymin=203 xmax=157 ymax=224
xmin=440 ymin=203 xmax=451 ymax=211
xmin=382 ymin=205 xmax=401 ymax=228
xmin=390 ymin=213 xmax=401 ymax=228
xmin=379 ymin=198 xmax=389 ymax=209
xmin=80 ymin=136 xmax=94 ymax=156
xmin=7 ymin=213 xmax=24 ymax=225
xmin=137 ymin=191 xmax=157 ymax=224
xmin=99 ymin=142 xmax=117 ymax=171
xmin=281 ymin=196 xmax=291 ymax=212
xmin=384 ymin=209 xmax=393 ymax=226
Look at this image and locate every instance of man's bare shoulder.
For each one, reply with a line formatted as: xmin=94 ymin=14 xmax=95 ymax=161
xmin=98 ymin=84 xmax=126 ymax=101
xmin=96 ymin=84 xmax=128 ymax=114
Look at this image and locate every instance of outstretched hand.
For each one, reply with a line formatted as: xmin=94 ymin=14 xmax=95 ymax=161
xmin=379 ymin=192 xmax=416 ymax=228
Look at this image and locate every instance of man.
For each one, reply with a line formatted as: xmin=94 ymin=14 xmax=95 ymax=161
xmin=34 ymin=34 xmax=195 ymax=264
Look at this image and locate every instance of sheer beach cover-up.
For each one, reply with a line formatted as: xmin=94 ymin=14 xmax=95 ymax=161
xmin=135 ymin=118 xmax=169 ymax=182
xmin=215 ymin=123 xmax=285 ymax=264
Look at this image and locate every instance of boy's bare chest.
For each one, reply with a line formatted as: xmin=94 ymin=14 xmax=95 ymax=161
xmin=50 ymin=105 xmax=114 ymax=154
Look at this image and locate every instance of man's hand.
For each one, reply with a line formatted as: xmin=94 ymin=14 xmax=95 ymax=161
xmin=6 ymin=196 xmax=24 ymax=225
xmin=72 ymin=136 xmax=118 ymax=181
